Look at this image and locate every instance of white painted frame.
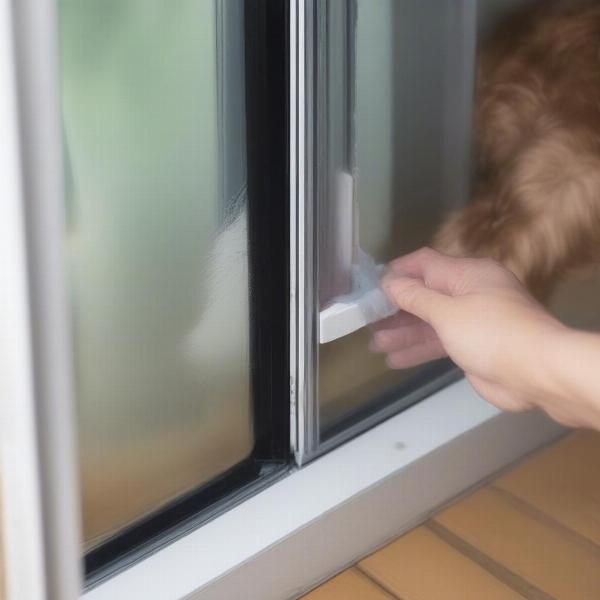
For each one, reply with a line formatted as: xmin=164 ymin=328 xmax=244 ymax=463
xmin=0 ymin=2 xmax=46 ymax=598
xmin=0 ymin=0 xmax=82 ymax=598
xmin=1 ymin=2 xmax=565 ymax=600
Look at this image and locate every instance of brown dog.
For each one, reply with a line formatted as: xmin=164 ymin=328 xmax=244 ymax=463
xmin=433 ymin=0 xmax=600 ymax=299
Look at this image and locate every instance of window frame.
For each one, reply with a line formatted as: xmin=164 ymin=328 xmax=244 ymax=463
xmin=2 ymin=0 xmax=294 ymax=592
xmin=1 ymin=0 xmax=82 ymax=598
xmin=80 ymin=380 xmax=565 ymax=600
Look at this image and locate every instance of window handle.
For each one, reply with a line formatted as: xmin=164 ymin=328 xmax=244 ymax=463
xmin=319 ymin=172 xmax=396 ymax=344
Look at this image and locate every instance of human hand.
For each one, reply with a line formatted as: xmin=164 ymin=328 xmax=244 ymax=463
xmin=370 ymin=247 xmax=568 ymax=419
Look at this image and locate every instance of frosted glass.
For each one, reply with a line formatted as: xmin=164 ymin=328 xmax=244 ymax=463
xmin=59 ymin=0 xmax=253 ymax=548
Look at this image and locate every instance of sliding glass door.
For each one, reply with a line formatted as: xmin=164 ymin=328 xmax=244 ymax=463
xmin=6 ymin=1 xmax=600 ymax=597
xmin=57 ymin=0 xmax=289 ymax=581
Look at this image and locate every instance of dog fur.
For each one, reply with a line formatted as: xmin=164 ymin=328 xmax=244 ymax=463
xmin=434 ymin=0 xmax=600 ymax=299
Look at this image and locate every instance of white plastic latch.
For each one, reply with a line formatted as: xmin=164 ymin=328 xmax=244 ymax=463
xmin=319 ymin=249 xmax=397 ymax=343
xmin=318 ymin=170 xmax=397 ymax=344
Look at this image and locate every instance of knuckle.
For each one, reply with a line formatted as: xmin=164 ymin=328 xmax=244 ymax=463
xmin=399 ymin=281 xmax=423 ymax=309
xmin=419 ymin=246 xmax=438 ymax=260
xmin=455 ymin=257 xmax=509 ymax=291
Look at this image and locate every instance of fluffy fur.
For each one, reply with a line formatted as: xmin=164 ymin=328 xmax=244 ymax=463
xmin=434 ymin=0 xmax=600 ymax=299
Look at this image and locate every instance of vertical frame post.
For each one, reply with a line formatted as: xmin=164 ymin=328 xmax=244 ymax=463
xmin=1 ymin=0 xmax=83 ymax=597
xmin=291 ymin=0 xmax=320 ymax=465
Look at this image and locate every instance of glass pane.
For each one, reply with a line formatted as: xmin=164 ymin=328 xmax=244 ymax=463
xmin=318 ymin=0 xmax=600 ymax=436
xmin=318 ymin=0 xmax=462 ymax=433
xmin=59 ymin=0 xmax=253 ymax=548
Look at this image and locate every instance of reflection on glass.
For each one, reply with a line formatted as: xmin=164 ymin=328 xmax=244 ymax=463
xmin=59 ymin=0 xmax=252 ymax=548
xmin=319 ymin=0 xmax=600 ymax=434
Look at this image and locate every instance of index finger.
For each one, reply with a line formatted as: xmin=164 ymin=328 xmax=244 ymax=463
xmin=369 ymin=310 xmax=423 ymax=332
xmin=387 ymin=247 xmax=459 ymax=295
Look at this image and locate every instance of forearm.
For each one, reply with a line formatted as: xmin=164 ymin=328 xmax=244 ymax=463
xmin=541 ymin=328 xmax=600 ymax=430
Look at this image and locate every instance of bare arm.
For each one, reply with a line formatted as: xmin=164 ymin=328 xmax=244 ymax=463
xmin=370 ymin=247 xmax=600 ymax=430
xmin=545 ymin=329 xmax=600 ymax=430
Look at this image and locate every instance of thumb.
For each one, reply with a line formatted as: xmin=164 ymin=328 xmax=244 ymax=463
xmin=382 ymin=275 xmax=449 ymax=325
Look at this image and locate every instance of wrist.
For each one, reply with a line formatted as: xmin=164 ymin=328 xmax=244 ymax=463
xmin=538 ymin=324 xmax=573 ymax=399
xmin=538 ymin=326 xmax=600 ymax=429
xmin=519 ymin=318 xmax=570 ymax=412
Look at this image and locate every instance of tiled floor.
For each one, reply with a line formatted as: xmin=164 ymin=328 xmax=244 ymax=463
xmin=302 ymin=430 xmax=600 ymax=600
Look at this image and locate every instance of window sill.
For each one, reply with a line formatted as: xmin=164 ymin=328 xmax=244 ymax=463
xmin=84 ymin=379 xmax=564 ymax=600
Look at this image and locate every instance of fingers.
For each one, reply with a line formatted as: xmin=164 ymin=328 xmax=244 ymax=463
xmin=370 ymin=310 xmax=422 ymax=332
xmin=387 ymin=247 xmax=458 ymax=295
xmin=370 ymin=321 xmax=438 ymax=353
xmin=386 ymin=339 xmax=447 ymax=369
xmin=370 ymin=318 xmax=444 ymax=369
xmin=388 ymin=247 xmax=441 ymax=275
xmin=381 ymin=275 xmax=449 ymax=325
xmin=387 ymin=247 xmax=513 ymax=297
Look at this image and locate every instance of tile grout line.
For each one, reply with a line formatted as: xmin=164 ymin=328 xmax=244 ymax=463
xmin=489 ymin=485 xmax=600 ymax=556
xmin=353 ymin=564 xmax=404 ymax=600
xmin=426 ymin=520 xmax=556 ymax=600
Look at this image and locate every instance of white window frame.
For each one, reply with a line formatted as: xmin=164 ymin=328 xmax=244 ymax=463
xmin=81 ymin=380 xmax=564 ymax=600
xmin=1 ymin=0 xmax=82 ymax=599
xmin=0 ymin=1 xmax=566 ymax=599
